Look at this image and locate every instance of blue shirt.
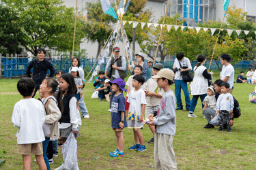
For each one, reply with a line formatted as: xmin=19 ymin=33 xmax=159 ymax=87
xmin=111 ymin=93 xmax=127 ymax=129
xmin=236 ymin=75 xmax=245 ymax=83
xmin=146 ymin=66 xmax=153 ymax=81
xmin=93 ymin=76 xmax=106 ymax=89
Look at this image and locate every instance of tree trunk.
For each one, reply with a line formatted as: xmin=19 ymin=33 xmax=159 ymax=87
xmin=159 ymin=46 xmax=165 ymax=62
xmin=96 ymin=39 xmax=101 ymax=58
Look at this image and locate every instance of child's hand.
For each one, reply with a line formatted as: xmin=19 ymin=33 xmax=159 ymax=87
xmin=148 ymin=114 xmax=154 ymax=121
xmin=139 ymin=115 xmax=143 ymax=122
xmin=73 ymin=130 xmax=78 ymax=135
xmin=119 ymin=122 xmax=124 ymax=128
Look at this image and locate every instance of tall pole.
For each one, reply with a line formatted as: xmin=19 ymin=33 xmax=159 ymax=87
xmin=72 ymin=0 xmax=78 ymax=58
xmin=132 ymin=20 xmax=136 ymax=59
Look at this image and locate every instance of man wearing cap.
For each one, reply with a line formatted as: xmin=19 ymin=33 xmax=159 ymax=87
xmin=146 ymin=58 xmax=153 ymax=81
xmin=131 ymin=53 xmax=148 ymax=79
xmin=105 ymin=45 xmax=127 ymax=111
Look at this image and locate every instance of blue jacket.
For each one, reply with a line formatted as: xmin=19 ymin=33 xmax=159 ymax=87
xmin=93 ymin=76 xmax=107 ymax=89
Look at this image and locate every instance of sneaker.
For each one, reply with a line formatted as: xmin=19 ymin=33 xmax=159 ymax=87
xmin=83 ymin=115 xmax=90 ymax=119
xmin=109 ymin=149 xmax=119 ymax=155
xmin=137 ymin=145 xmax=146 ymax=152
xmin=53 ymin=154 xmax=58 ymax=157
xmin=49 ymin=158 xmax=54 ymax=164
xmin=99 ymin=98 xmax=103 ymax=101
xmin=176 ymin=107 xmax=183 ymax=110
xmin=218 ymin=127 xmax=223 ymax=131
xmin=188 ymin=114 xmax=197 ymax=118
xmin=108 ymin=109 xmax=112 ymax=112
xmin=58 ymin=143 xmax=63 ymax=147
xmin=148 ymin=137 xmax=154 ymax=144
xmin=54 ymin=164 xmax=66 ymax=170
xmin=110 ymin=150 xmax=124 ymax=157
xmin=129 ymin=144 xmax=140 ymax=150
xmin=204 ymin=123 xmax=214 ymax=129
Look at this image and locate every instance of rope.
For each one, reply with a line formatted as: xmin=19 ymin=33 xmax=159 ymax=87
xmin=153 ymin=0 xmax=171 ymax=66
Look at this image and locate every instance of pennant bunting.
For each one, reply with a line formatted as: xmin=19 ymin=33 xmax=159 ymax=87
xmin=147 ymin=23 xmax=153 ymax=27
xmin=244 ymin=30 xmax=249 ymax=35
xmin=141 ymin=22 xmax=146 ymax=29
xmin=167 ymin=25 xmax=172 ymax=32
xmin=174 ymin=25 xmax=180 ymax=30
xmin=181 ymin=26 xmax=186 ymax=31
xmin=122 ymin=21 xmax=127 ymax=25
xmin=227 ymin=29 xmax=233 ymax=36
xmin=236 ymin=30 xmax=241 ymax=36
xmin=195 ymin=27 xmax=202 ymax=33
xmin=210 ymin=28 xmax=217 ymax=35
xmin=154 ymin=24 xmax=159 ymax=28
xmin=128 ymin=21 xmax=133 ymax=25
xmin=203 ymin=28 xmax=209 ymax=32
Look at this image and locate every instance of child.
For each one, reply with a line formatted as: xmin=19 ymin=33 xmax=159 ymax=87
xmin=69 ymin=57 xmax=90 ymax=119
xmin=108 ymin=78 xmax=127 ymax=157
xmin=54 ymin=70 xmax=63 ymax=97
xmin=246 ymin=68 xmax=254 ymax=84
xmin=143 ymin=63 xmax=164 ymax=143
xmin=203 ymin=86 xmax=216 ymax=129
xmin=94 ymin=71 xmax=107 ymax=89
xmin=12 ymin=78 xmax=47 ymax=170
xmin=128 ymin=74 xmax=147 ymax=152
xmin=126 ymin=65 xmax=143 ymax=116
xmin=39 ymin=78 xmax=61 ymax=169
xmin=216 ymin=82 xmax=234 ymax=132
xmin=95 ymin=79 xmax=111 ymax=101
xmin=148 ymin=68 xmax=177 ymax=170
xmin=71 ymin=67 xmax=83 ymax=109
xmin=236 ymin=71 xmax=247 ymax=83
xmin=55 ymin=73 xmax=82 ymax=170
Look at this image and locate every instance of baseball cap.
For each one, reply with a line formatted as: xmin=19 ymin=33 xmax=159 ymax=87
xmin=105 ymin=79 xmax=110 ymax=84
xmin=153 ymin=63 xmax=164 ymax=70
xmin=110 ymin=78 xmax=127 ymax=92
xmin=208 ymin=86 xmax=215 ymax=93
xmin=152 ymin=68 xmax=174 ymax=80
xmin=71 ymin=67 xmax=79 ymax=72
xmin=113 ymin=45 xmax=120 ymax=52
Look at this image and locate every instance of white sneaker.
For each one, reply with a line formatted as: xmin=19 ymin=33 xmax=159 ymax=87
xmin=49 ymin=158 xmax=54 ymax=164
xmin=108 ymin=109 xmax=112 ymax=112
xmin=188 ymin=114 xmax=197 ymax=118
xmin=55 ymin=164 xmax=66 ymax=170
xmin=83 ymin=115 xmax=90 ymax=119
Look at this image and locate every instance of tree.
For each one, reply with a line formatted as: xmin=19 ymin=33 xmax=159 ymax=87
xmin=226 ymin=4 xmax=248 ymax=29
xmin=2 ymin=0 xmax=84 ymax=56
xmin=0 ymin=5 xmax=27 ymax=55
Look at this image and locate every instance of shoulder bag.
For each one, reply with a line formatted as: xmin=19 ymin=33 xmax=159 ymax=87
xmin=179 ymin=62 xmax=193 ymax=82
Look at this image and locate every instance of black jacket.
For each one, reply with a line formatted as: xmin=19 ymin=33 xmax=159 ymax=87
xmin=26 ymin=58 xmax=55 ymax=85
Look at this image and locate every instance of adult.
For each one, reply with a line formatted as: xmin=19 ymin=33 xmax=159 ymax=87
xmin=220 ymin=53 xmax=235 ymax=94
xmin=26 ymin=48 xmax=55 ymax=98
xmin=188 ymin=55 xmax=213 ymax=118
xmin=204 ymin=79 xmax=235 ymax=128
xmin=246 ymin=68 xmax=254 ymax=84
xmin=173 ymin=52 xmax=191 ymax=111
xmin=105 ymin=45 xmax=127 ymax=111
xmin=146 ymin=58 xmax=153 ymax=82
xmin=69 ymin=57 xmax=90 ymax=119
xmin=131 ymin=53 xmax=148 ymax=79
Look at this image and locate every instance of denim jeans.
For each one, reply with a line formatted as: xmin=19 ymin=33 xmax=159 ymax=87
xmin=98 ymin=90 xmax=105 ymax=100
xmin=203 ymin=108 xmax=216 ymax=122
xmin=174 ymin=80 xmax=191 ymax=109
xmin=189 ymin=94 xmax=207 ymax=114
xmin=32 ymin=85 xmax=40 ymax=98
xmin=52 ymin=140 xmax=58 ymax=154
xmin=79 ymin=96 xmax=89 ymax=116
xmin=43 ymin=137 xmax=50 ymax=170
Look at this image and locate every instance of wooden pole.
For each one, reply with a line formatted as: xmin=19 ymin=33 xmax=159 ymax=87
xmin=71 ymin=0 xmax=78 ymax=59
xmin=153 ymin=0 xmax=171 ymax=66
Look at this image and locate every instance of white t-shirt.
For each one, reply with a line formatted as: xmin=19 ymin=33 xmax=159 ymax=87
xmin=246 ymin=71 xmax=254 ymax=79
xmin=220 ymin=64 xmax=235 ymax=89
xmin=12 ymin=98 xmax=46 ymax=144
xmin=173 ymin=57 xmax=192 ymax=80
xmin=128 ymin=89 xmax=147 ymax=116
xmin=126 ymin=75 xmax=144 ymax=96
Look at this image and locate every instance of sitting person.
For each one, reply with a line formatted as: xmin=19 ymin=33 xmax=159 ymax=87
xmin=94 ymin=71 xmax=107 ymax=89
xmin=236 ymin=71 xmax=247 ymax=83
xmin=246 ymin=68 xmax=254 ymax=84
xmin=95 ymin=79 xmax=111 ymax=101
xmin=203 ymin=86 xmax=216 ymax=128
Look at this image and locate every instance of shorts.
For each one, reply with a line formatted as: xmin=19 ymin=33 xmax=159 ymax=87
xmin=18 ymin=142 xmax=43 ymax=155
xmin=128 ymin=120 xmax=144 ymax=128
xmin=145 ymin=106 xmax=159 ymax=119
xmin=76 ymin=93 xmax=81 ymax=101
xmin=59 ymin=126 xmax=80 ymax=138
xmin=125 ymin=96 xmax=130 ymax=111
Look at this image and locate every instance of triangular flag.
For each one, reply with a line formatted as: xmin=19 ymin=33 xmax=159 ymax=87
xmin=122 ymin=21 xmax=127 ymax=25
xmin=147 ymin=23 xmax=153 ymax=27
xmin=227 ymin=29 xmax=233 ymax=36
xmin=236 ymin=30 xmax=241 ymax=36
xmin=210 ymin=28 xmax=216 ymax=35
xmin=203 ymin=28 xmax=209 ymax=32
xmin=187 ymin=26 xmax=194 ymax=30
xmin=133 ymin=22 xmax=138 ymax=28
xmin=244 ymin=30 xmax=249 ymax=35
xmin=128 ymin=21 xmax=133 ymax=25
xmin=167 ymin=25 xmax=172 ymax=32
xmin=174 ymin=25 xmax=180 ymax=30
xmin=181 ymin=26 xmax=186 ymax=31
xmin=195 ymin=27 xmax=202 ymax=33
xmin=154 ymin=24 xmax=159 ymax=28
xmin=159 ymin=24 xmax=164 ymax=29
xmin=141 ymin=22 xmax=146 ymax=29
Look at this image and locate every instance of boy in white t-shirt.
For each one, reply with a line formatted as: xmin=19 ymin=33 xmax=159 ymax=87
xmin=12 ymin=78 xmax=47 ymax=170
xmin=128 ymin=74 xmax=147 ymax=152
xmin=220 ymin=53 xmax=234 ymax=94
xmin=143 ymin=63 xmax=164 ymax=143
xmin=125 ymin=65 xmax=143 ymax=116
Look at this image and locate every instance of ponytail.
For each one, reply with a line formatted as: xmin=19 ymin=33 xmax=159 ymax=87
xmin=196 ymin=55 xmax=206 ymax=67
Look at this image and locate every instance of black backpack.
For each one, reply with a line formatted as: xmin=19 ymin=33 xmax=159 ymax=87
xmin=233 ymin=97 xmax=241 ymax=118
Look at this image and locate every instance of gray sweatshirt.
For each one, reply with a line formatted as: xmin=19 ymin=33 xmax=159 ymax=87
xmin=153 ymin=90 xmax=176 ymax=136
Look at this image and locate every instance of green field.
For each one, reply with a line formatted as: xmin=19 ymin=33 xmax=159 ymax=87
xmin=1 ymin=75 xmax=256 ymax=170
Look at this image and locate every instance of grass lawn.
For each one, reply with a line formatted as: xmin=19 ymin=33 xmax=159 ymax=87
xmin=1 ymin=74 xmax=256 ymax=170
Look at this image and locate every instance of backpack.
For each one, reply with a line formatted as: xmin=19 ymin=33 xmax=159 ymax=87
xmin=233 ymin=97 xmax=241 ymax=118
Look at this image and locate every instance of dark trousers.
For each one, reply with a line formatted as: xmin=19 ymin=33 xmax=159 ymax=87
xmin=32 ymin=85 xmax=40 ymax=98
xmin=219 ymin=111 xmax=231 ymax=130
xmin=98 ymin=90 xmax=106 ymax=100
xmin=47 ymin=141 xmax=53 ymax=160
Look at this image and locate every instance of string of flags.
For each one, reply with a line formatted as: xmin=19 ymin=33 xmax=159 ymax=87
xmin=122 ymin=20 xmax=256 ymax=36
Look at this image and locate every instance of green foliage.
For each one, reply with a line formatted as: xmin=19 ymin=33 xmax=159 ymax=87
xmin=125 ymin=0 xmax=148 ymax=15
xmin=2 ymin=0 xmax=84 ymax=56
xmin=0 ymin=5 xmax=26 ymax=55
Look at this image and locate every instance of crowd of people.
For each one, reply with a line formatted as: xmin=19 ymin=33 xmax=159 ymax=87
xmin=11 ymin=45 xmax=248 ymax=170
